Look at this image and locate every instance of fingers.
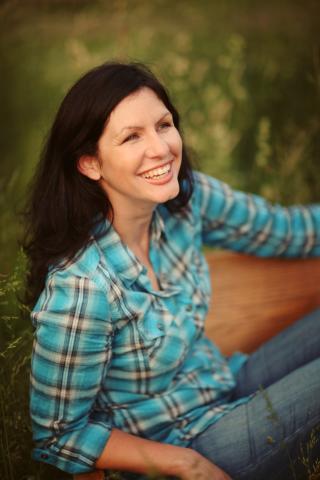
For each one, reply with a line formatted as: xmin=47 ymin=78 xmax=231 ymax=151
xmin=186 ymin=456 xmax=233 ymax=480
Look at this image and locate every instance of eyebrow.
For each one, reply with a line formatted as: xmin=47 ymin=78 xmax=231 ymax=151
xmin=116 ymin=111 xmax=172 ymax=137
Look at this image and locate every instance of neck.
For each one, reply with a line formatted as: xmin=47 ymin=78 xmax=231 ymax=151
xmin=111 ymin=208 xmax=155 ymax=257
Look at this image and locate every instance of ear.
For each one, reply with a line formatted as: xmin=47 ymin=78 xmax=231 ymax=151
xmin=77 ymin=155 xmax=101 ymax=181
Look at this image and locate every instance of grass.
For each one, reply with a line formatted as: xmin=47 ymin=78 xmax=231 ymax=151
xmin=0 ymin=1 xmax=319 ymax=478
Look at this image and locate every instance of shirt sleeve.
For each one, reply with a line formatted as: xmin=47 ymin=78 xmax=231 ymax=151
xmin=30 ymin=270 xmax=113 ymax=474
xmin=193 ymin=171 xmax=320 ymax=257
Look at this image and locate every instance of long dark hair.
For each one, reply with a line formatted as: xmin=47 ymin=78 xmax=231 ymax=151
xmin=23 ymin=61 xmax=194 ymax=307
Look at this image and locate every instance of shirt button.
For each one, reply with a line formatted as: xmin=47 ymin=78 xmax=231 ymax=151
xmin=185 ymin=304 xmax=193 ymax=312
xmin=157 ymin=323 xmax=164 ymax=331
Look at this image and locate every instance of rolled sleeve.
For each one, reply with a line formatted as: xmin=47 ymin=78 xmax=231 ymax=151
xmin=30 ymin=272 xmax=113 ymax=474
xmin=32 ymin=422 xmax=111 ymax=474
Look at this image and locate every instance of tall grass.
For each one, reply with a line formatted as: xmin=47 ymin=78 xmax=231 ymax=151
xmin=0 ymin=255 xmax=33 ymax=479
xmin=0 ymin=1 xmax=319 ymax=478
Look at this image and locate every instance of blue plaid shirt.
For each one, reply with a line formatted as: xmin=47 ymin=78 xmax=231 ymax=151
xmin=30 ymin=172 xmax=320 ymax=474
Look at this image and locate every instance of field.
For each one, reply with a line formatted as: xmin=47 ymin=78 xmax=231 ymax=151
xmin=0 ymin=0 xmax=319 ymax=478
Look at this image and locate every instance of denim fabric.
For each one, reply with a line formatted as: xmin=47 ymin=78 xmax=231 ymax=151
xmin=191 ymin=308 xmax=320 ymax=479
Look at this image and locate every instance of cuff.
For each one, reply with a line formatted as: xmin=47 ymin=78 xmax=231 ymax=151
xmin=33 ymin=422 xmax=112 ymax=474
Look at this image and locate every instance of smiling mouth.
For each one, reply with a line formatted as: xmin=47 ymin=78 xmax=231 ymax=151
xmin=140 ymin=162 xmax=171 ymax=179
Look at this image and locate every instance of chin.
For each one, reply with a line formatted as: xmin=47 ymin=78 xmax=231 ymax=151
xmin=155 ymin=186 xmax=180 ymax=204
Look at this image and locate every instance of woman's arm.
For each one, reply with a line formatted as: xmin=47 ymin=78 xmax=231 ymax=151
xmin=94 ymin=428 xmax=232 ymax=480
xmin=193 ymin=171 xmax=320 ymax=258
xmin=30 ymin=270 xmax=114 ymax=474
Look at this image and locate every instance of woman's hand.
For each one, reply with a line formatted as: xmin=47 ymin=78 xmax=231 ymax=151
xmin=74 ymin=450 xmax=231 ymax=480
xmin=92 ymin=429 xmax=232 ymax=480
xmin=176 ymin=449 xmax=232 ymax=480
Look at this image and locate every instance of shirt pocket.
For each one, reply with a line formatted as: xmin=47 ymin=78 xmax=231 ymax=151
xmin=137 ymin=312 xmax=188 ymax=374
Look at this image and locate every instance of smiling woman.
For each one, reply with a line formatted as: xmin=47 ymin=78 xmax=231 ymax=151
xmin=78 ymin=88 xmax=182 ymax=215
xmin=23 ymin=62 xmax=320 ymax=480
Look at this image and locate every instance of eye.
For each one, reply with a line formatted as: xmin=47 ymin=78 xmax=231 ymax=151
xmin=123 ymin=133 xmax=139 ymax=143
xmin=159 ymin=121 xmax=172 ymax=130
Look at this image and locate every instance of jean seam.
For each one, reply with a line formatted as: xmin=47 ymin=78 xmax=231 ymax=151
xmin=236 ymin=414 xmax=320 ymax=477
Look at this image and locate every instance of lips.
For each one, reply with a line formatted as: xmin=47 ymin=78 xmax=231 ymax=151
xmin=138 ymin=161 xmax=175 ymax=186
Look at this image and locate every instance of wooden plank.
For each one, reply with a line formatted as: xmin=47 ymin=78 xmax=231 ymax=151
xmin=205 ymin=251 xmax=320 ymax=355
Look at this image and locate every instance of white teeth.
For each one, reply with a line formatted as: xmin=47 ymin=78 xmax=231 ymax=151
xmin=141 ymin=163 xmax=171 ymax=179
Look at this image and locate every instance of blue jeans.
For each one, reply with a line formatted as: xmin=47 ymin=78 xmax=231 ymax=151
xmin=191 ymin=308 xmax=320 ymax=479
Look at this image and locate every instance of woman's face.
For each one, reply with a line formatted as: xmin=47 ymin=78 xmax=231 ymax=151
xmin=83 ymin=87 xmax=182 ymax=215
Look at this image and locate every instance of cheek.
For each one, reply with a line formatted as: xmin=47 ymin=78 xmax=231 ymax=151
xmin=171 ymin=130 xmax=183 ymax=156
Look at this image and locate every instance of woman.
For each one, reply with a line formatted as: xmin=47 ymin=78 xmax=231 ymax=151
xmin=25 ymin=62 xmax=320 ymax=480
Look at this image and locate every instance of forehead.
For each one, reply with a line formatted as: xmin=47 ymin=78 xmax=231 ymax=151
xmin=108 ymin=87 xmax=169 ymax=128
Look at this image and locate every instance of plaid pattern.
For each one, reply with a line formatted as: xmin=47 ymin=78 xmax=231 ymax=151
xmin=30 ymin=171 xmax=320 ymax=474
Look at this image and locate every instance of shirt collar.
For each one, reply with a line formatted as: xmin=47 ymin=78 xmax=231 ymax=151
xmin=93 ymin=208 xmax=166 ymax=287
xmin=150 ymin=208 xmax=166 ymax=243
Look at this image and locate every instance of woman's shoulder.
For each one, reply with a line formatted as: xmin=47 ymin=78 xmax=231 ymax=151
xmin=188 ymin=170 xmax=228 ymax=211
xmin=31 ymin=239 xmax=113 ymax=327
xmin=47 ymin=238 xmax=110 ymax=289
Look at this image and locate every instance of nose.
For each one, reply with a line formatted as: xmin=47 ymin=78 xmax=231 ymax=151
xmin=145 ymin=131 xmax=170 ymax=159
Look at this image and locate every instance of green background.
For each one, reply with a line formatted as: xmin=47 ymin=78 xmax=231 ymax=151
xmin=0 ymin=1 xmax=319 ymax=478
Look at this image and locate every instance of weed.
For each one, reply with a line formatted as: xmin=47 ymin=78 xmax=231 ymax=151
xmin=260 ymin=386 xmax=320 ymax=480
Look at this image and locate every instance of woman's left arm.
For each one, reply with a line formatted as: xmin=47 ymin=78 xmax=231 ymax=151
xmin=193 ymin=171 xmax=320 ymax=258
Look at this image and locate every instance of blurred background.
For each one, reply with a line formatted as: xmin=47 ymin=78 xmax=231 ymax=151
xmin=0 ymin=0 xmax=319 ymax=478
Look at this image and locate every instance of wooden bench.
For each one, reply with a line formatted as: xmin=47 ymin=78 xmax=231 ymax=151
xmin=205 ymin=251 xmax=320 ymax=355
xmin=74 ymin=251 xmax=320 ymax=480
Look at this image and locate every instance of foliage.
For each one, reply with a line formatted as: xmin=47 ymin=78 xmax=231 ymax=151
xmin=1 ymin=0 xmax=319 ymax=273
xmin=0 ymin=0 xmax=319 ymax=479
xmin=0 ymin=252 xmax=34 ymax=480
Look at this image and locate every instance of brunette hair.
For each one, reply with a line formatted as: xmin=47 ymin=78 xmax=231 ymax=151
xmin=23 ymin=61 xmax=194 ymax=307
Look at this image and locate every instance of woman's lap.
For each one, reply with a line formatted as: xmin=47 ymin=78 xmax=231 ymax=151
xmin=191 ymin=308 xmax=320 ymax=479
